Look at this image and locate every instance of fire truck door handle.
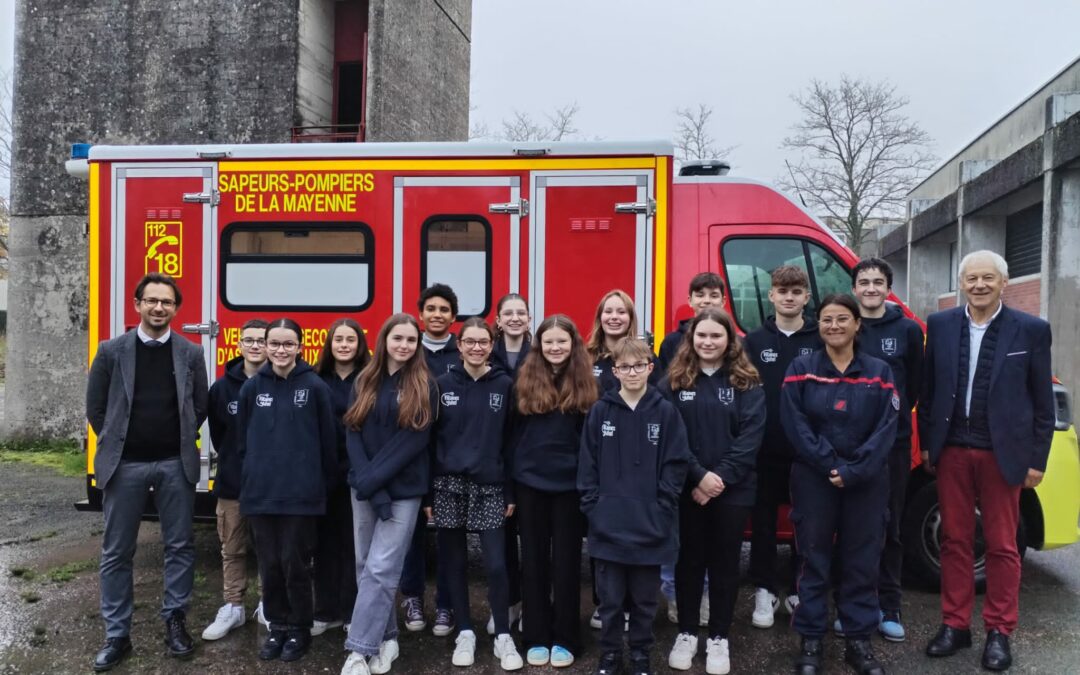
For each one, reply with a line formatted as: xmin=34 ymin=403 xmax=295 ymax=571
xmin=182 ymin=320 xmax=220 ymax=337
xmin=614 ymin=199 xmax=656 ymax=216
xmin=489 ymin=199 xmax=529 ymax=216
xmin=182 ymin=190 xmax=221 ymax=206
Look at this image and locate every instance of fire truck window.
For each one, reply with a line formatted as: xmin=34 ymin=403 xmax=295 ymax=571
xmin=222 ymin=224 xmax=373 ymax=310
xmin=423 ymin=218 xmax=491 ymax=318
xmin=806 ymin=243 xmax=854 ymax=313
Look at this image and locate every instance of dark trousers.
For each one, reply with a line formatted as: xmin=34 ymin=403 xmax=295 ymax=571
xmin=249 ymin=514 xmax=318 ymax=631
xmin=790 ymin=462 xmax=888 ymax=640
xmin=879 ymin=441 xmax=911 ymax=613
xmin=517 ymin=483 xmax=584 ymax=655
xmin=595 ymin=559 xmax=659 ymax=656
xmin=675 ymin=496 xmax=749 ymax=639
xmin=400 ymin=510 xmax=450 ymax=608
xmin=439 ymin=527 xmax=510 ymax=633
xmin=749 ymin=464 xmax=800 ymax=595
xmin=504 ymin=512 xmax=522 ymax=606
xmin=313 ymin=483 xmax=357 ymax=622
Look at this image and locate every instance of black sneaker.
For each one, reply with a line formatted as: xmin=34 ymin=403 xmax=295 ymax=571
xmin=595 ymin=650 xmax=623 ymax=675
xmin=163 ymin=610 xmax=194 ymax=658
xmin=629 ymin=650 xmax=653 ymax=675
xmin=280 ymin=630 xmax=312 ymax=662
xmin=844 ymin=639 xmax=885 ymax=675
xmin=259 ymin=630 xmax=287 ymax=660
xmin=93 ymin=636 xmax=132 ymax=672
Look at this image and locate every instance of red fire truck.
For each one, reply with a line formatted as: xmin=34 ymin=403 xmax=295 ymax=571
xmin=69 ymin=140 xmax=1079 ymax=589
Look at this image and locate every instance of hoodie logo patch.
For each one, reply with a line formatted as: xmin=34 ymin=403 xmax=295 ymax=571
xmin=601 ymin=420 xmax=616 ymax=438
xmin=441 ymin=392 xmax=460 ymax=407
xmin=256 ymin=393 xmax=273 ymax=408
xmin=592 ymin=365 xmax=603 ymax=378
xmin=489 ymin=393 xmax=503 ymax=412
xmin=760 ymin=349 xmax=778 ymax=363
xmin=227 ymin=401 xmax=238 ymax=415
xmin=799 ymin=347 xmax=814 ymax=356
xmin=293 ymin=389 xmax=309 ymax=407
xmin=881 ymin=338 xmax=897 ymax=355
xmin=718 ymin=387 xmax=734 ymax=405
xmin=679 ymin=390 xmax=696 ymax=402
xmin=647 ymin=423 xmax=660 ymax=445
xmin=834 ymin=399 xmax=847 ymax=411
xmin=892 ymin=392 xmax=901 ymax=411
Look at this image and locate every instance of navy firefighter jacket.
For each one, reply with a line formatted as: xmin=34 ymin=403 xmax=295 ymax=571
xmin=780 ymin=350 xmax=899 ymax=488
xmin=434 ymin=365 xmax=514 ymax=488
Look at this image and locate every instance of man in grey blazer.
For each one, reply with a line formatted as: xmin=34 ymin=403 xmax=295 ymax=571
xmin=86 ymin=272 xmax=209 ymax=671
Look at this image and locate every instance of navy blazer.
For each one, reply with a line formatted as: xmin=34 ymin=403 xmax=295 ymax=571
xmin=917 ymin=305 xmax=1054 ymax=486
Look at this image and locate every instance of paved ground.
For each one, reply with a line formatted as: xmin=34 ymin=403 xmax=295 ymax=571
xmin=0 ymin=460 xmax=1077 ymax=674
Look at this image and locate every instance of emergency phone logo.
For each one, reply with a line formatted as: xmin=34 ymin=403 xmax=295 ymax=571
xmin=760 ymin=349 xmax=778 ymax=363
xmin=647 ymin=424 xmax=661 ymax=445
xmin=227 ymin=401 xmax=238 ymax=415
xmin=256 ymin=393 xmax=273 ymax=408
xmin=294 ymin=389 xmax=309 ymax=407
xmin=489 ymin=393 xmax=504 ymax=412
xmin=601 ymin=421 xmax=616 ymax=438
xmin=679 ymin=391 xmax=696 ymax=402
xmin=881 ymin=338 xmax=897 ymax=355
xmin=144 ymin=219 xmax=183 ymax=278
xmin=441 ymin=392 xmax=460 ymax=407
xmin=718 ymin=388 xmax=735 ymax=405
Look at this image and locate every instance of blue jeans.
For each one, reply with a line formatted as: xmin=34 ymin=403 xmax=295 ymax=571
xmin=661 ymin=565 xmax=708 ymax=601
xmin=100 ymin=458 xmax=195 ymax=638
xmin=399 ymin=509 xmax=450 ymax=608
xmin=345 ymin=495 xmax=421 ymax=655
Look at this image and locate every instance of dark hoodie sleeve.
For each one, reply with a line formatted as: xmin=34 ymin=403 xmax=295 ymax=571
xmin=904 ymin=320 xmax=925 ymax=412
xmin=348 ymin=381 xmax=437 ymax=500
xmin=501 ymin=389 xmax=516 ymax=506
xmin=658 ymin=404 xmax=690 ymax=509
xmin=716 ymin=384 xmax=766 ymax=488
xmin=207 ymin=379 xmax=226 ymax=451
xmin=235 ymin=379 xmax=254 ymax=467
xmin=577 ymin=407 xmax=601 ymax=515
xmin=314 ymin=381 xmax=339 ymax=492
xmin=780 ymin=359 xmax=839 ymax=476
xmin=836 ymin=365 xmax=899 ymax=488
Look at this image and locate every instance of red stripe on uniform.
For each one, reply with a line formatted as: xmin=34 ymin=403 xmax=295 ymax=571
xmin=782 ymin=373 xmax=896 ymax=391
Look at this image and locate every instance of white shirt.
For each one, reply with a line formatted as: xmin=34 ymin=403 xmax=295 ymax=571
xmin=136 ymin=325 xmax=172 ymax=345
xmin=964 ymin=301 xmax=1003 ymax=415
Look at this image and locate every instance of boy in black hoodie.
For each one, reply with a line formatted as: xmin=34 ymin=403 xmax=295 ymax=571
xmin=742 ymin=265 xmax=822 ymax=628
xmin=851 ymin=258 xmax=924 ymax=642
xmin=202 ymin=318 xmax=267 ymax=642
xmin=656 ymin=272 xmax=726 ymax=372
xmin=579 ymin=337 xmax=689 ymax=675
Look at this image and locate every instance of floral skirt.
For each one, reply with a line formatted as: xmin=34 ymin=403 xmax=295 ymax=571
xmin=432 ymin=474 xmax=505 ymax=531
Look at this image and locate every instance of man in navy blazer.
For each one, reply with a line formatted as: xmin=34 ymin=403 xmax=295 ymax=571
xmin=918 ymin=250 xmax=1054 ymax=672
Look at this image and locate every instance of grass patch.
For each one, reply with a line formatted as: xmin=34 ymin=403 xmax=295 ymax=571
xmin=0 ymin=439 xmax=84 ymax=478
xmin=46 ymin=559 xmax=96 ymax=583
xmin=9 ymin=566 xmax=36 ymax=581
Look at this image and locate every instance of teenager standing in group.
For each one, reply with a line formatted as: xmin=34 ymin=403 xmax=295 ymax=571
xmin=511 ymin=315 xmax=598 ymax=669
xmin=430 ymin=318 xmax=523 ymax=671
xmin=341 ymin=314 xmax=438 ymax=675
xmin=662 ymin=309 xmax=765 ymax=675
xmin=742 ymin=265 xmax=821 ymax=627
xmin=312 ymin=318 xmax=372 ymax=636
xmin=238 ymin=319 xmax=337 ymax=663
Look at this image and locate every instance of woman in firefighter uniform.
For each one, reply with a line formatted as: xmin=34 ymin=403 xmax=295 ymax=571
xmin=780 ymin=294 xmax=898 ymax=675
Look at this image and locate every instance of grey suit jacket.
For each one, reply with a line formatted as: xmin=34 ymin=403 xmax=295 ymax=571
xmin=86 ymin=329 xmax=210 ymax=489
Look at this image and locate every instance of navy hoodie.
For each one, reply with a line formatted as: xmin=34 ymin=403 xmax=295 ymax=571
xmin=578 ymin=387 xmax=690 ymax=566
xmin=319 ymin=368 xmax=360 ymax=487
xmin=237 ymin=360 xmax=337 ymax=516
xmin=434 ymin=365 xmax=514 ymax=489
xmin=208 ymin=356 xmax=252 ymax=500
xmin=424 ymin=335 xmax=461 ymax=376
xmin=659 ymin=370 xmax=766 ymax=507
xmin=509 ymin=405 xmax=587 ymax=493
xmin=858 ymin=304 xmax=924 ymax=444
xmin=743 ymin=316 xmax=823 ymax=468
xmin=656 ymin=319 xmax=691 ymax=373
xmin=490 ymin=337 xmax=531 ymax=376
xmin=780 ymin=350 xmax=899 ymax=488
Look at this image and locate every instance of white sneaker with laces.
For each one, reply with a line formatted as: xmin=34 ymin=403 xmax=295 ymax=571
xmin=705 ymin=637 xmax=730 ymax=675
xmin=311 ymin=619 xmax=344 ymax=636
xmin=783 ymin=593 xmax=800 ymax=615
xmin=699 ymin=593 xmax=710 ymax=627
xmin=253 ymin=601 xmax=271 ymax=629
xmin=493 ymin=633 xmax=524 ymax=671
xmin=751 ymin=588 xmax=779 ymax=628
xmin=202 ymin=603 xmax=245 ymax=640
xmin=668 ymin=632 xmax=698 ymax=670
xmin=487 ymin=601 xmax=523 ymax=635
xmin=341 ymin=651 xmax=372 ymax=675
xmin=452 ymin=630 xmax=476 ymax=667
xmin=368 ymin=639 xmax=399 ymax=674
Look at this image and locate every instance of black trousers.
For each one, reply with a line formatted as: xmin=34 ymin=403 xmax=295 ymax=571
xmin=595 ymin=559 xmax=659 ymax=656
xmin=504 ymin=511 xmax=522 ymax=606
xmin=749 ymin=463 xmax=800 ymax=595
xmin=439 ymin=527 xmax=510 ymax=634
xmin=516 ymin=483 xmax=584 ymax=655
xmin=249 ymin=514 xmax=318 ymax=631
xmin=675 ymin=496 xmax=749 ymax=638
xmin=879 ymin=440 xmax=911 ymax=612
xmin=313 ymin=483 xmax=357 ymax=622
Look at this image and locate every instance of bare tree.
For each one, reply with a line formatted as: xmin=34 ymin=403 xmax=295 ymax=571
xmin=0 ymin=68 xmax=11 ymax=263
xmin=780 ymin=76 xmax=937 ymax=249
xmin=674 ymin=103 xmax=732 ymax=162
xmin=470 ymin=102 xmax=582 ymax=143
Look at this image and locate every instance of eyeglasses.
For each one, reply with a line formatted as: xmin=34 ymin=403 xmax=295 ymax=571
xmin=240 ymin=338 xmax=267 ymax=348
xmin=500 ymin=309 xmax=529 ymax=318
xmin=819 ymin=316 xmax=855 ymax=327
xmin=140 ymin=297 xmax=176 ymax=309
xmin=266 ymin=341 xmax=300 ymax=352
xmin=461 ymin=338 xmax=492 ymax=348
xmin=614 ymin=362 xmax=650 ymax=375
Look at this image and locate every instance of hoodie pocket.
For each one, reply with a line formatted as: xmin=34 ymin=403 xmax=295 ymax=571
xmin=589 ymin=495 xmax=670 ymax=550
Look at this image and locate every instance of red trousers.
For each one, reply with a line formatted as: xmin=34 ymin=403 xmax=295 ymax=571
xmin=937 ymin=446 xmax=1022 ymax=634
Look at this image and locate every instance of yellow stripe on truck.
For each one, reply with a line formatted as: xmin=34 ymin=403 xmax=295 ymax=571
xmin=219 ymin=158 xmax=658 ymax=172
xmin=1035 ymin=427 xmax=1080 ymax=549
xmin=88 ymin=163 xmax=100 ymax=484
xmin=653 ymin=158 xmax=668 ymax=352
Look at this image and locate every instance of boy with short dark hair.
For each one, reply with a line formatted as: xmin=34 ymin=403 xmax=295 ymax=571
xmin=418 ymin=283 xmax=462 ymax=376
xmin=579 ymin=337 xmax=689 ymax=675
xmin=657 ymin=273 xmax=726 ymax=372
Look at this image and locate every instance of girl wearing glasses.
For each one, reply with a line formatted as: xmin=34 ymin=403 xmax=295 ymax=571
xmin=510 ymin=315 xmax=597 ymax=668
xmin=238 ymin=318 xmax=337 ymax=663
xmin=659 ymin=308 xmax=765 ymax=675
xmin=491 ymin=293 xmax=532 ymax=375
xmin=311 ymin=319 xmax=372 ymax=636
xmin=429 ymin=318 xmax=523 ymax=670
xmin=341 ymin=314 xmax=437 ymax=675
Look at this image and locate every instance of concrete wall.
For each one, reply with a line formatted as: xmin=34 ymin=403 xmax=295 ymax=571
xmin=297 ymin=0 xmax=336 ymax=129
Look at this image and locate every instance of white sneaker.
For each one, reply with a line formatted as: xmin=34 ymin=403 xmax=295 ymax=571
xmin=589 ymin=609 xmax=602 ymax=629
xmin=783 ymin=593 xmax=800 ymax=615
xmin=699 ymin=593 xmax=710 ymax=627
xmin=493 ymin=633 xmax=524 ymax=671
xmin=253 ymin=600 xmax=270 ymax=629
xmin=751 ymin=588 xmax=779 ymax=628
xmin=342 ymin=651 xmax=372 ymax=675
xmin=705 ymin=637 xmax=730 ymax=675
xmin=312 ymin=619 xmax=344 ymax=636
xmin=202 ymin=603 xmax=245 ymax=640
xmin=368 ymin=639 xmax=399 ymax=674
xmin=667 ymin=632 xmax=698 ymax=670
xmin=487 ymin=602 xmax=523 ymax=635
xmin=667 ymin=597 xmax=678 ymax=624
xmin=452 ymin=630 xmax=476 ymax=667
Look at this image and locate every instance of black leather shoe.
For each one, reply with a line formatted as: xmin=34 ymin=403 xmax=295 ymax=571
xmin=595 ymin=651 xmax=623 ymax=675
xmin=93 ymin=636 xmax=132 ymax=672
xmin=164 ymin=610 xmax=194 ymax=657
xmin=982 ymin=629 xmax=1012 ymax=671
xmin=926 ymin=624 xmax=972 ymax=657
xmin=280 ymin=630 xmax=312 ymax=662
xmin=795 ymin=637 xmax=823 ymax=675
xmin=845 ymin=639 xmax=885 ymax=675
xmin=259 ymin=630 xmax=287 ymax=660
xmin=629 ymin=650 xmax=653 ymax=675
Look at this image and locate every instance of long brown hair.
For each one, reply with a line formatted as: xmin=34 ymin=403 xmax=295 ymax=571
xmin=667 ymin=308 xmax=761 ymax=392
xmin=515 ymin=314 xmax=598 ymax=415
xmin=344 ymin=314 xmax=433 ymax=431
xmin=315 ymin=318 xmax=371 ymax=376
xmin=586 ymin=289 xmax=639 ymax=361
